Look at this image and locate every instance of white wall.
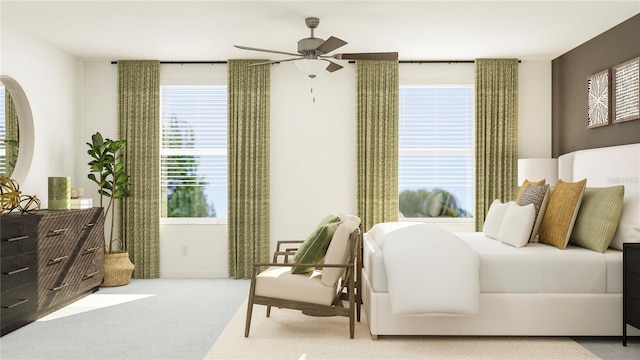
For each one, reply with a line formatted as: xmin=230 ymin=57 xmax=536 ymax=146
xmin=1 ymin=24 xmax=81 ymax=204
xmin=1 ymin=35 xmax=551 ymax=278
xmin=519 ymin=60 xmax=552 ymax=158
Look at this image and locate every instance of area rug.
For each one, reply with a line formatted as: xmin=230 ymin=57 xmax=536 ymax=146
xmin=205 ymin=301 xmax=600 ymax=360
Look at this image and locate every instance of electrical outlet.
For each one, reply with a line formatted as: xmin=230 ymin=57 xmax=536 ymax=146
xmin=181 ymin=245 xmax=188 ymax=256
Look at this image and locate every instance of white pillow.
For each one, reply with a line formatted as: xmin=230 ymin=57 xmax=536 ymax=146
xmin=483 ymin=200 xmax=512 ymax=240
xmin=610 ymin=194 xmax=640 ymax=250
xmin=498 ymin=203 xmax=536 ymax=248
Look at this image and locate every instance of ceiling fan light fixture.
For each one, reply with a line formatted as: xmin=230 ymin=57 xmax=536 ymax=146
xmin=295 ymin=59 xmax=327 ymax=78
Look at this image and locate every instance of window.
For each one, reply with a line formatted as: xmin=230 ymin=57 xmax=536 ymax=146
xmin=398 ymin=85 xmax=474 ymax=219
xmin=160 ymin=85 xmax=227 ymax=221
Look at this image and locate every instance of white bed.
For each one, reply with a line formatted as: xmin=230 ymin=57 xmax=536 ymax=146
xmin=362 ymin=143 xmax=640 ymax=338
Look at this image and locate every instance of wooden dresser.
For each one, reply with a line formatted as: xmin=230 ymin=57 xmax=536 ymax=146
xmin=1 ymin=208 xmax=105 ymax=336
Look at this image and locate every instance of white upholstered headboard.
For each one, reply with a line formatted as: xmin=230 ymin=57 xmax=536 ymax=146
xmin=558 ymin=143 xmax=640 ymax=192
xmin=558 ymin=143 xmax=640 ymax=246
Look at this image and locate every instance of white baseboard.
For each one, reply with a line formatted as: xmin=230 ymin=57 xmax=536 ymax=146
xmin=159 ymin=271 xmax=229 ymax=278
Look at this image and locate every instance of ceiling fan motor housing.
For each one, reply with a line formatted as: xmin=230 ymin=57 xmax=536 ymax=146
xmin=298 ymin=37 xmax=325 ymax=56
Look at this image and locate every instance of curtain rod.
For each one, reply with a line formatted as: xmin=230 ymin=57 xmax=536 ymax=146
xmin=110 ymin=61 xmax=227 ymax=65
xmin=110 ymin=59 xmax=521 ymax=65
xmin=351 ymin=60 xmax=521 ymax=64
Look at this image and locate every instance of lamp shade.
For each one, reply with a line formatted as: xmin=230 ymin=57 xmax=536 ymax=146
xmin=295 ymin=59 xmax=327 ymax=78
xmin=518 ymin=158 xmax=558 ymax=186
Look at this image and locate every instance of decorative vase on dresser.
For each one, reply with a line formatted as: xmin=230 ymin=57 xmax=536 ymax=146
xmin=1 ymin=207 xmax=105 ymax=336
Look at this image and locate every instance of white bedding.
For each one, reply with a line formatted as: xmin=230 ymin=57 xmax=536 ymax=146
xmin=378 ymin=223 xmax=479 ymax=315
xmin=362 ymin=143 xmax=639 ymax=337
xmin=364 ymin=230 xmax=623 ymax=294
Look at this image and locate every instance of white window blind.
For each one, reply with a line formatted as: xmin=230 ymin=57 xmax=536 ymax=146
xmin=399 ymin=85 xmax=474 ymax=218
xmin=160 ymin=85 xmax=227 ymax=219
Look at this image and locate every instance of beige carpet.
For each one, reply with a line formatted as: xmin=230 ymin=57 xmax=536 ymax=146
xmin=205 ymin=301 xmax=601 ymax=360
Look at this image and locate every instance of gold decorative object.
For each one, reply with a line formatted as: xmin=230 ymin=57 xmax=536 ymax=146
xmin=1 ymin=175 xmax=21 ymax=214
xmin=19 ymin=195 xmax=41 ymax=214
xmin=0 ymin=175 xmax=39 ymax=215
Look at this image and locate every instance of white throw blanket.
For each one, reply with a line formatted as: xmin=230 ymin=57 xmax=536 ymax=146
xmin=373 ymin=223 xmax=480 ymax=316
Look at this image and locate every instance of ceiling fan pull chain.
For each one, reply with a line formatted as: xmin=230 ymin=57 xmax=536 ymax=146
xmin=310 ymin=80 xmax=316 ymax=103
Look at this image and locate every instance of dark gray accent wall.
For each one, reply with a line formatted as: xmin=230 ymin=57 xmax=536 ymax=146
xmin=552 ymin=14 xmax=640 ymax=157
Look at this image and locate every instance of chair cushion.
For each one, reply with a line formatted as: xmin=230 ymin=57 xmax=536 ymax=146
xmin=322 ymin=216 xmax=361 ymax=286
xmin=291 ymin=215 xmax=341 ymax=274
xmin=255 ymin=267 xmax=337 ymax=305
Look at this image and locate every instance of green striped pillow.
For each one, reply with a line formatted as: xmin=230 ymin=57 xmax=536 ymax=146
xmin=291 ymin=215 xmax=341 ymax=274
xmin=569 ymin=186 xmax=624 ymax=253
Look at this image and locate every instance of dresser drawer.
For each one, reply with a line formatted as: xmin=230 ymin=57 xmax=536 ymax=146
xmin=625 ymin=246 xmax=640 ymax=275
xmin=1 ymin=251 xmax=37 ymax=291
xmin=72 ymin=242 xmax=103 ymax=267
xmin=626 ymin=295 xmax=640 ymax=328
xmin=1 ymin=216 xmax=39 ymax=257
xmin=75 ymin=266 xmax=103 ymax=294
xmin=626 ymin=271 xmax=640 ymax=300
xmin=1 ymin=281 xmax=37 ymax=323
xmin=38 ymin=240 xmax=78 ymax=276
xmin=37 ymin=271 xmax=76 ymax=309
xmin=38 ymin=224 xmax=80 ymax=250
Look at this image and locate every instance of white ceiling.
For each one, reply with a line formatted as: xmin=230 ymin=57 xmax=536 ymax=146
xmin=2 ymin=0 xmax=639 ymax=62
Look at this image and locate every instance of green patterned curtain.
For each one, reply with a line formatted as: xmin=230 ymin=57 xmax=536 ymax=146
xmin=356 ymin=60 xmax=399 ymax=232
xmin=5 ymin=90 xmax=19 ymax=175
xmin=228 ymin=60 xmax=270 ymax=279
xmin=117 ymin=60 xmax=160 ymax=278
xmin=475 ymin=59 xmax=519 ymax=231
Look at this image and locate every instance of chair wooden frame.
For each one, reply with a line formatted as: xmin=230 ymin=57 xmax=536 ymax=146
xmin=245 ymin=225 xmax=363 ymax=339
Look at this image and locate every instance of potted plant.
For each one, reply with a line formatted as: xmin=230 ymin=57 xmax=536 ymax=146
xmin=87 ymin=131 xmax=134 ymax=286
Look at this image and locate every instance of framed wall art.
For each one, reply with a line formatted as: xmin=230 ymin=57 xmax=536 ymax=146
xmin=612 ymin=57 xmax=639 ymax=124
xmin=587 ymin=69 xmax=610 ymax=128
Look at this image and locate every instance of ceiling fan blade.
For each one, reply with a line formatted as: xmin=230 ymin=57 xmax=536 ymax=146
xmin=325 ymin=61 xmax=343 ymax=73
xmin=247 ymin=58 xmax=303 ymax=66
xmin=234 ymin=45 xmax=301 ymax=57
xmin=334 ymin=52 xmax=399 ymax=60
xmin=316 ymin=36 xmax=348 ymax=54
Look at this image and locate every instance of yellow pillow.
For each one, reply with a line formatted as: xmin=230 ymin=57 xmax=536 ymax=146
xmin=538 ymin=179 xmax=587 ymax=249
xmin=516 ymin=179 xmax=545 ymax=202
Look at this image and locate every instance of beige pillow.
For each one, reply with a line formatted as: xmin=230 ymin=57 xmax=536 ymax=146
xmin=569 ymin=186 xmax=624 ymax=252
xmin=322 ymin=216 xmax=361 ymax=286
xmin=539 ymin=179 xmax=587 ymax=249
xmin=516 ymin=179 xmax=545 ymax=202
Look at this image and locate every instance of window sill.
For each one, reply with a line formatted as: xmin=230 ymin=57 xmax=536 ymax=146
xmin=160 ymin=218 xmax=227 ymax=225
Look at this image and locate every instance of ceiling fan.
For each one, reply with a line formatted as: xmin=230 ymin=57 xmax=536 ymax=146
xmin=234 ymin=17 xmax=398 ymax=78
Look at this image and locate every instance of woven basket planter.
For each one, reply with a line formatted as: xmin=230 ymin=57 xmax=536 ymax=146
xmin=102 ymin=252 xmax=135 ymax=287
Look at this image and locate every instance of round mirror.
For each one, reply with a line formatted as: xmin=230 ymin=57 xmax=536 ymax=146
xmin=1 ymin=75 xmax=34 ymax=183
